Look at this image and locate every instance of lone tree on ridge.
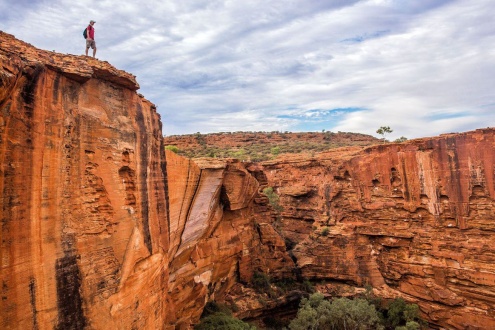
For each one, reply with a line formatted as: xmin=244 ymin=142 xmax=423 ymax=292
xmin=376 ymin=126 xmax=393 ymax=142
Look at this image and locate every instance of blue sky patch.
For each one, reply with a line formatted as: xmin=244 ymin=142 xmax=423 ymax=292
xmin=340 ymin=30 xmax=389 ymax=44
xmin=279 ymin=107 xmax=365 ymax=120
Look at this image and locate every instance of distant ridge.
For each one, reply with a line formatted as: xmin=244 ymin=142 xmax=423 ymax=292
xmin=163 ymin=131 xmax=380 ymax=161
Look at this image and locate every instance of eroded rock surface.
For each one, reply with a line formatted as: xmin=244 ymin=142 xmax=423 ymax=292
xmin=0 ymin=31 xmax=171 ymax=329
xmin=253 ymin=130 xmax=495 ymax=329
xmin=164 ymin=128 xmax=495 ymax=329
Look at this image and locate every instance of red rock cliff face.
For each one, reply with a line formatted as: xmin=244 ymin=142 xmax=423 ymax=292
xmin=165 ymin=151 xmax=295 ymax=327
xmin=255 ymin=129 xmax=495 ymax=329
xmin=0 ymin=32 xmax=172 ymax=329
xmin=163 ymin=128 xmax=495 ymax=329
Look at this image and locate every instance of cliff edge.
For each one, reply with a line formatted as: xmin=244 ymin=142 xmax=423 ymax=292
xmin=0 ymin=31 xmax=172 ymax=329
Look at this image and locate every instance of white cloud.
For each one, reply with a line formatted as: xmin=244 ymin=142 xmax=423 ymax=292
xmin=2 ymin=0 xmax=494 ymax=138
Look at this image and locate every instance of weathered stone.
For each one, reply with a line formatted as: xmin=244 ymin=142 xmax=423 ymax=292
xmin=257 ymin=128 xmax=495 ymax=329
xmin=0 ymin=31 xmax=170 ymax=329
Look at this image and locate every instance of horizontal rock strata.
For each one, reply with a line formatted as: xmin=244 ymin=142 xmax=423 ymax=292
xmin=256 ymin=129 xmax=495 ymax=329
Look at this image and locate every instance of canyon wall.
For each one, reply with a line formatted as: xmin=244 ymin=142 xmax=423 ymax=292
xmin=2 ymin=32 xmax=495 ymax=330
xmin=0 ymin=32 xmax=172 ymax=329
xmin=251 ymin=130 xmax=495 ymax=329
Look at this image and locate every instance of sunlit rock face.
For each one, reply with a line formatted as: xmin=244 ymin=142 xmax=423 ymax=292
xmin=2 ymin=31 xmax=495 ymax=330
xmin=165 ymin=152 xmax=297 ymax=327
xmin=0 ymin=31 xmax=172 ymax=329
xmin=164 ymin=129 xmax=495 ymax=330
xmin=257 ymin=129 xmax=495 ymax=329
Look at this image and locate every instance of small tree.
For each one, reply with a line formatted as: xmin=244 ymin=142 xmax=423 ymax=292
xmin=386 ymin=297 xmax=421 ymax=329
xmin=196 ymin=302 xmax=255 ymax=330
xmin=376 ymin=126 xmax=393 ymax=142
xmin=194 ymin=313 xmax=256 ymax=330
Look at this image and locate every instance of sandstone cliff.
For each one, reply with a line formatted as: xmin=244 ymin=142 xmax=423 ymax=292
xmin=163 ymin=127 xmax=495 ymax=330
xmin=2 ymin=32 xmax=495 ymax=330
xmin=252 ymin=129 xmax=495 ymax=329
xmin=0 ymin=31 xmax=172 ymax=329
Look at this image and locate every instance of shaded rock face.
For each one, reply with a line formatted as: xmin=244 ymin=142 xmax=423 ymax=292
xmin=2 ymin=32 xmax=495 ymax=330
xmin=0 ymin=32 xmax=171 ymax=329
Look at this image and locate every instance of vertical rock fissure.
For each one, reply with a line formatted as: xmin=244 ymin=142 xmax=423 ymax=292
xmin=21 ymin=64 xmax=44 ymax=107
xmin=400 ymin=157 xmax=410 ymax=201
xmin=174 ymin=158 xmax=193 ymax=249
xmin=447 ymin=138 xmax=465 ymax=228
xmin=28 ymin=277 xmax=38 ymax=330
xmin=135 ymin=104 xmax=152 ymax=253
xmin=56 ymin=108 xmax=86 ymax=330
xmin=55 ymin=235 xmax=86 ymax=330
xmin=161 ymin=143 xmax=170 ymax=239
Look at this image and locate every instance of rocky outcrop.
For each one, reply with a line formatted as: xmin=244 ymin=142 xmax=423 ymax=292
xmin=165 ymin=151 xmax=296 ymax=327
xmin=253 ymin=129 xmax=495 ymax=329
xmin=0 ymin=31 xmax=171 ymax=329
xmin=2 ymin=31 xmax=495 ymax=330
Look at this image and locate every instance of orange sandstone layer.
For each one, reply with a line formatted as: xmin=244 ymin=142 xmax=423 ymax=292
xmin=254 ymin=129 xmax=495 ymax=329
xmin=0 ymin=31 xmax=172 ymax=329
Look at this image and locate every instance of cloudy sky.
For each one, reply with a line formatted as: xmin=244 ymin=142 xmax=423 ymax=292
xmin=2 ymin=0 xmax=494 ymax=139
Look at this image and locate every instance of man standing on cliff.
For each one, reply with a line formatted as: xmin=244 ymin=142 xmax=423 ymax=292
xmin=85 ymin=20 xmax=97 ymax=58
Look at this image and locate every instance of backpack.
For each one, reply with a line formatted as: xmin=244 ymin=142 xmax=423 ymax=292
xmin=83 ymin=28 xmax=87 ymax=39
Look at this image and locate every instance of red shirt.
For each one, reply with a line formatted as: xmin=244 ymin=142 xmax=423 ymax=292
xmin=87 ymin=25 xmax=95 ymax=39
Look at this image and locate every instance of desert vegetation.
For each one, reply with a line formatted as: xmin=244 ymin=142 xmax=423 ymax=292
xmin=289 ymin=290 xmax=422 ymax=330
xmin=196 ymin=288 xmax=423 ymax=330
xmin=195 ymin=302 xmax=255 ymax=330
xmin=163 ymin=131 xmax=380 ymax=161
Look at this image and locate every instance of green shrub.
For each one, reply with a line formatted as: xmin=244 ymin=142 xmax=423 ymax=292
xmin=201 ymin=301 xmax=233 ymax=318
xmin=271 ymin=146 xmax=281 ymax=155
xmin=301 ymin=279 xmax=315 ymax=294
xmin=194 ymin=312 xmax=256 ymax=330
xmin=274 ymin=277 xmax=296 ymax=292
xmin=386 ymin=298 xmax=421 ymax=329
xmin=395 ymin=321 xmax=421 ymax=330
xmin=252 ymin=271 xmax=277 ymax=297
xmin=164 ymin=145 xmax=179 ymax=153
xmin=321 ymin=227 xmax=329 ymax=236
xmin=262 ymin=187 xmax=283 ymax=212
xmin=289 ymin=293 xmax=384 ymax=330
